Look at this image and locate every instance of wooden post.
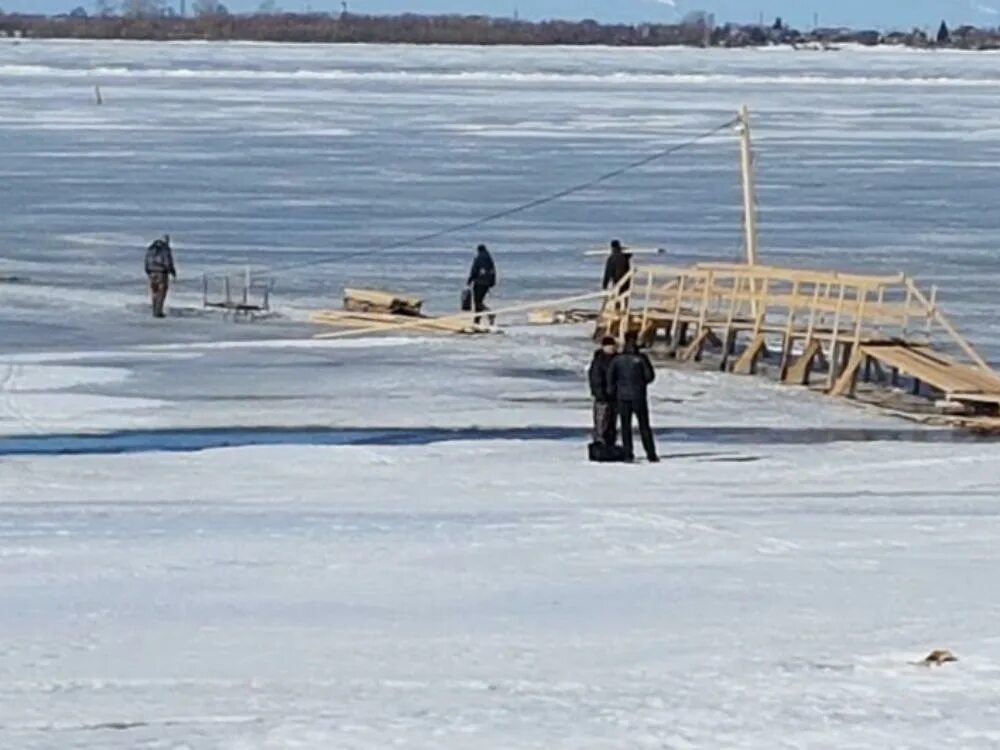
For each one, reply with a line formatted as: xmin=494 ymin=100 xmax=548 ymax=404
xmin=720 ymin=275 xmax=742 ymax=371
xmin=739 ymin=105 xmax=761 ymax=321
xmin=826 ymin=283 xmax=846 ymax=389
xmin=669 ymin=272 xmax=686 ymax=347
xmin=852 ymin=287 xmax=868 ymax=351
xmin=926 ymin=284 xmax=937 ymax=339
xmin=779 ymin=279 xmax=800 ymax=380
xmin=639 ymin=269 xmax=654 ymax=343
xmin=738 ymin=105 xmax=759 ymax=267
xmin=902 ymin=284 xmax=912 ymax=339
xmin=695 ymin=270 xmax=713 ymax=337
xmin=804 ymin=282 xmax=821 ymax=344
xmin=618 ymin=270 xmax=634 ymax=341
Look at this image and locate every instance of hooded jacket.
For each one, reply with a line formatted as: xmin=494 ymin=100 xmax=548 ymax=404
xmin=467 ymin=249 xmax=496 ymax=288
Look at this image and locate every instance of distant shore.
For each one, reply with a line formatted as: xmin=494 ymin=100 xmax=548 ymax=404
xmin=1 ymin=12 xmax=997 ymax=51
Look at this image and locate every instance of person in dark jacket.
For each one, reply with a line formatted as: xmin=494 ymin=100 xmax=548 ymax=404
xmin=602 ymin=239 xmax=631 ymax=291
xmin=607 ymin=331 xmax=659 ymax=463
xmin=588 ymin=336 xmax=618 ymax=448
xmin=144 ymin=235 xmax=176 ymax=319
xmin=466 ymin=244 xmax=497 ymax=325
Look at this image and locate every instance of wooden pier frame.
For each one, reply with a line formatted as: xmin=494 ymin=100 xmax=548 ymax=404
xmin=595 ymin=261 xmax=1000 ymax=421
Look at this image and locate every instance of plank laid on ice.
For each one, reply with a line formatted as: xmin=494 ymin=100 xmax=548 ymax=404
xmin=310 ymin=309 xmax=478 ymax=334
xmin=315 ymin=291 xmax=608 ymax=340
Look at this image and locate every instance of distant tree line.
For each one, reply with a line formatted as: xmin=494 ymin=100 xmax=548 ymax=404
xmin=1 ymin=7 xmax=999 ymax=50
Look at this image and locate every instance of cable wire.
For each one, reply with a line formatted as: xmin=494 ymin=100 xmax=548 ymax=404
xmin=273 ymin=117 xmax=739 ymax=274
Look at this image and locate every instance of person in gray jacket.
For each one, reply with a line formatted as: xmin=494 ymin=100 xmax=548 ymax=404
xmin=144 ymin=235 xmax=176 ymax=318
xmin=607 ymin=331 xmax=659 ymax=463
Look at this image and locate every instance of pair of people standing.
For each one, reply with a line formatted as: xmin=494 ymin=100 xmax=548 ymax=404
xmin=588 ymin=332 xmax=659 ymax=464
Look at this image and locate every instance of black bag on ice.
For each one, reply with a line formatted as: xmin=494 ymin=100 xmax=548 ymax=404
xmin=461 ymin=287 xmax=472 ymax=311
xmin=588 ymin=442 xmax=626 ymax=463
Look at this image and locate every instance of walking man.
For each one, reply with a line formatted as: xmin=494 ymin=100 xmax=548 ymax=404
xmin=144 ymin=234 xmax=176 ymax=319
xmin=588 ymin=336 xmax=618 ymax=458
xmin=466 ymin=243 xmax=497 ymax=325
xmin=608 ymin=331 xmax=659 ymax=463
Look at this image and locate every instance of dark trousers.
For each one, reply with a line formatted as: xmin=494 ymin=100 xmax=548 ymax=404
xmin=472 ymin=283 xmax=491 ymax=325
xmin=148 ymin=272 xmax=169 ymax=318
xmin=618 ymin=398 xmax=657 ymax=461
xmin=592 ymin=400 xmax=617 ymax=445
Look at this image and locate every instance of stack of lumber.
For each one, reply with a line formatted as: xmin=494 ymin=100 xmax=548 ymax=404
xmin=528 ymin=308 xmax=600 ymax=325
xmin=343 ymin=288 xmax=423 ymax=316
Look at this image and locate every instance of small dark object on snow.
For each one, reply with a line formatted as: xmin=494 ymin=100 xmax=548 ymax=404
xmin=922 ymin=649 xmax=958 ymax=666
xmin=588 ymin=441 xmax=628 ymax=463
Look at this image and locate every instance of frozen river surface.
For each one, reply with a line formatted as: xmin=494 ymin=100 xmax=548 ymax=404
xmin=1 ymin=41 xmax=1000 ymax=748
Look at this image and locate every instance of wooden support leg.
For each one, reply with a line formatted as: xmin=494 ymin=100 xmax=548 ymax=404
xmin=667 ymin=322 xmax=690 ymax=359
xmin=778 ymin=334 xmax=794 ymax=381
xmin=680 ymin=328 xmax=712 ymax=362
xmin=720 ymin=330 xmax=738 ymax=372
xmin=783 ymin=339 xmax=821 ymax=386
xmin=831 ymin=347 xmax=864 ymax=397
xmin=733 ymin=333 xmax=767 ymax=375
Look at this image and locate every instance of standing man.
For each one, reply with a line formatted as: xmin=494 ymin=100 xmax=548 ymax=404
xmin=602 ymin=239 xmax=632 ymax=291
xmin=608 ymin=331 xmax=659 ymax=463
xmin=467 ymin=243 xmax=497 ymax=325
xmin=588 ymin=336 xmax=618 ymax=459
xmin=144 ymin=234 xmax=176 ymax=319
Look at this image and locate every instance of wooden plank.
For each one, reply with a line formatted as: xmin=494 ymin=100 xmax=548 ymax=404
xmin=680 ymin=328 xmax=712 ymax=362
xmin=316 ymin=290 xmax=608 ymax=340
xmin=732 ymin=333 xmax=767 ymax=375
xmin=825 ymin=283 xmax=847 ymax=389
xmin=859 ymin=344 xmax=1000 ymax=396
xmin=831 ymin=347 xmax=865 ymax=396
xmin=784 ymin=339 xmax=822 ymax=385
xmin=312 ymin=309 xmax=477 ymax=334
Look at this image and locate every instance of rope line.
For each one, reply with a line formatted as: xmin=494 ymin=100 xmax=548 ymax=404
xmin=273 ymin=117 xmax=739 ymax=273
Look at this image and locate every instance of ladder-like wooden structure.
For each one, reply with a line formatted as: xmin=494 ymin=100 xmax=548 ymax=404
xmin=595 ymin=262 xmax=1000 ymax=421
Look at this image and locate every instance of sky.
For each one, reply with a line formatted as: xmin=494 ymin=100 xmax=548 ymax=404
xmin=5 ymin=0 xmax=999 ymax=30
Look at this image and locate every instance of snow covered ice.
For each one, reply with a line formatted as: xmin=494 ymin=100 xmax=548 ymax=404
xmin=1 ymin=41 xmax=1000 ymax=748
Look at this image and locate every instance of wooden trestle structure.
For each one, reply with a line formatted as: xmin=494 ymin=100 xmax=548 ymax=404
xmin=595 ymin=106 xmax=1000 ymax=428
xmin=595 ymin=262 xmax=1000 ymax=425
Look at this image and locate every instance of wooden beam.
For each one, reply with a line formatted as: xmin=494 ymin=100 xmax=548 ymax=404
xmin=314 ymin=290 xmax=608 ymax=340
xmin=783 ymin=339 xmax=822 ymax=385
xmin=831 ymin=347 xmax=864 ymax=397
xmin=906 ymin=279 xmax=991 ymax=373
xmin=733 ymin=333 xmax=767 ymax=375
xmin=680 ymin=327 xmax=713 ymax=362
